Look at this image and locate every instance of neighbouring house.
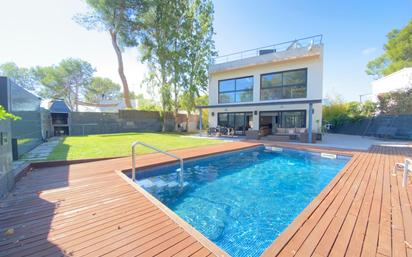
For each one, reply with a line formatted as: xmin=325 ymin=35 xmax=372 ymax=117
xmin=199 ymin=35 xmax=324 ymax=141
xmin=371 ymin=67 xmax=412 ymax=101
xmin=75 ymin=99 xmax=137 ymax=112
xmin=0 ymin=76 xmax=49 ymax=158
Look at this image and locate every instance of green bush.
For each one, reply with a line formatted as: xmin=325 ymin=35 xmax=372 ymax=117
xmin=377 ymin=87 xmax=412 ymax=115
xmin=323 ymin=99 xmax=377 ymax=128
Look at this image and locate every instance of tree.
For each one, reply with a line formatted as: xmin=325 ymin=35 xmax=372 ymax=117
xmin=75 ymin=0 xmax=147 ymax=108
xmin=181 ymin=93 xmax=208 ymax=128
xmin=140 ymin=0 xmax=180 ymax=131
xmin=174 ymin=0 xmax=215 ymax=129
xmin=84 ymin=77 xmax=121 ymax=103
xmin=361 ymin=100 xmax=378 ymax=117
xmin=322 ymin=95 xmax=377 ymax=128
xmin=366 ymin=19 xmax=412 ymax=78
xmin=34 ymin=58 xmax=95 ymax=111
xmin=134 ymin=93 xmax=160 ymax=111
xmin=140 ymin=0 xmax=215 ymax=131
xmin=0 ymin=62 xmax=37 ymax=91
xmin=0 ymin=105 xmax=20 ymax=120
xmin=377 ymin=88 xmax=412 ymax=115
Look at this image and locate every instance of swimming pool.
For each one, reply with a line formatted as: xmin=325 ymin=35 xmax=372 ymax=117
xmin=134 ymin=146 xmax=349 ymax=256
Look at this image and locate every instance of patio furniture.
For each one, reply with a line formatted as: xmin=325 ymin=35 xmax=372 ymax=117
xmin=274 ymin=128 xmax=310 ymax=141
xmin=207 ymin=127 xmax=219 ymax=136
xmin=259 ymin=126 xmax=271 ymax=136
xmin=219 ymin=127 xmax=234 ymax=137
xmin=298 ymin=132 xmax=317 ymax=143
xmin=245 ymin=130 xmax=260 ymax=140
xmin=260 ymin=127 xmax=316 ymax=143
xmin=393 ymin=158 xmax=412 ymax=187
xmin=208 ymin=126 xmax=234 ymax=137
xmin=265 ymin=134 xmax=290 ymax=142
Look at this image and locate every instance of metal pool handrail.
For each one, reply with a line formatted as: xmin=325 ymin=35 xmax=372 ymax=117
xmin=131 ymin=141 xmax=184 ymax=187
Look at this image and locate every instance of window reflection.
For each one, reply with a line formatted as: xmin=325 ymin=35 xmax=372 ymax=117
xmin=260 ymin=69 xmax=307 ymax=100
xmin=218 ymin=76 xmax=253 ymax=103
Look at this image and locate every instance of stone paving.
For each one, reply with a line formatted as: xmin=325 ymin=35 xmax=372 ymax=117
xmin=21 ymin=137 xmax=62 ymax=161
xmin=12 ymin=137 xmax=62 ymax=171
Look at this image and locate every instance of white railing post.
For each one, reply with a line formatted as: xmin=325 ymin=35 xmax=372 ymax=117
xmin=403 ymin=159 xmax=411 ymax=187
xmin=131 ymin=141 xmax=184 ymax=187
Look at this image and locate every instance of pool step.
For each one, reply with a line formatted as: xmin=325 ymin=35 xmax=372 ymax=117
xmin=321 ymin=152 xmax=337 ymax=159
xmin=138 ymin=178 xmax=188 ymax=189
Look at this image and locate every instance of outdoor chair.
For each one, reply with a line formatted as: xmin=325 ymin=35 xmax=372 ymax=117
xmin=393 ymin=158 xmax=412 ymax=187
xmin=207 ymin=127 xmax=219 ymax=136
xmin=218 ymin=127 xmax=234 ymax=137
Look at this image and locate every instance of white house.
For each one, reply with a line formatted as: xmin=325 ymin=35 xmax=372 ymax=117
xmin=371 ymin=67 xmax=412 ymax=101
xmin=198 ymin=35 xmax=324 ymax=139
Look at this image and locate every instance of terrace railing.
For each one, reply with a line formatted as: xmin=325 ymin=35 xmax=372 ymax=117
xmin=213 ymin=34 xmax=323 ymax=64
xmin=131 ymin=141 xmax=184 ymax=187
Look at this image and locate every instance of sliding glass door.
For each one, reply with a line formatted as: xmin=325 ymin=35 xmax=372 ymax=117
xmin=259 ymin=110 xmax=306 ymax=133
xmin=217 ymin=112 xmax=253 ymax=135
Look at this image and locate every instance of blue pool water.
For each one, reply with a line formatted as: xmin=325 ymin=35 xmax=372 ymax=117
xmin=135 ymin=147 xmax=349 ymax=257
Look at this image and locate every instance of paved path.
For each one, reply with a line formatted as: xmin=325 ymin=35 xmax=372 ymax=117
xmin=20 ymin=137 xmax=62 ymax=161
xmin=12 ymin=137 xmax=62 ymax=171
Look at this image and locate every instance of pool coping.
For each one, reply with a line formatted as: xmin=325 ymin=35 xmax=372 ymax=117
xmin=117 ymin=142 xmax=357 ymax=257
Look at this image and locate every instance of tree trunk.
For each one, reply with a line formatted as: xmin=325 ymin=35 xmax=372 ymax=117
xmin=186 ymin=111 xmax=190 ymax=132
xmin=174 ymin=83 xmax=179 ymax=131
xmin=75 ymin=85 xmax=79 ymax=112
xmin=110 ymin=30 xmax=132 ymax=108
xmin=162 ymin=113 xmax=167 ymax=132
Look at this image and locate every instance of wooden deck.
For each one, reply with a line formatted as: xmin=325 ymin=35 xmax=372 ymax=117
xmin=262 ymin=143 xmax=412 ymax=257
xmin=0 ymin=141 xmax=411 ymax=257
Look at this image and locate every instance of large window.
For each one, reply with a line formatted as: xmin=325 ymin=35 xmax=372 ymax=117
xmin=218 ymin=76 xmax=253 ymax=103
xmin=280 ymin=111 xmax=306 ymax=128
xmin=217 ymin=112 xmax=253 ymax=135
xmin=260 ymin=68 xmax=307 ymax=100
xmin=259 ymin=110 xmax=306 ymax=129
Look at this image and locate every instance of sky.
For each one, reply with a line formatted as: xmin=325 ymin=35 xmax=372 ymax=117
xmin=0 ymin=0 xmax=411 ymax=101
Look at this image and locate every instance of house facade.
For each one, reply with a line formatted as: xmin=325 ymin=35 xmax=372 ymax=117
xmin=202 ymin=35 xmax=324 ymax=136
xmin=371 ymin=67 xmax=412 ymax=101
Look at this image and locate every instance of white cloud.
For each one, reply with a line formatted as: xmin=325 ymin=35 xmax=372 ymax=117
xmin=362 ymin=47 xmax=377 ymax=55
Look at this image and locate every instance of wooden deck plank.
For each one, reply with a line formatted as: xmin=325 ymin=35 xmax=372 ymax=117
xmin=154 ymin=237 xmax=197 ymax=256
xmin=328 ymin=147 xmax=382 ymax=257
xmin=312 ymin=147 xmax=379 ymax=257
xmin=136 ymin=231 xmax=190 ymax=256
xmin=292 ymin=150 xmax=369 ymax=257
xmin=172 ymin=242 xmax=205 ymax=257
xmin=377 ymin=146 xmax=392 ymax=257
xmin=361 ymin=146 xmax=386 ymax=257
xmin=394 ymin=147 xmax=412 ymax=257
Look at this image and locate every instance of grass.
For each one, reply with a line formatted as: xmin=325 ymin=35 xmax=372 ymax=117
xmin=47 ymin=132 xmax=223 ymax=160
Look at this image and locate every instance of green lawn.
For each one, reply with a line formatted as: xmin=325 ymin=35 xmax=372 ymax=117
xmin=47 ymin=132 xmax=223 ymax=160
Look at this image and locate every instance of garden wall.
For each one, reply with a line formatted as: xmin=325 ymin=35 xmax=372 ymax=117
xmin=331 ymin=114 xmax=412 ymax=140
xmin=69 ymin=110 xmax=176 ymax=136
xmin=0 ymin=119 xmax=13 ymax=198
xmin=0 ymin=77 xmax=45 ymax=157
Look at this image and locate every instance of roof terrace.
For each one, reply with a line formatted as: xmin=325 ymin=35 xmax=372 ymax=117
xmin=210 ymin=34 xmax=323 ymax=73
